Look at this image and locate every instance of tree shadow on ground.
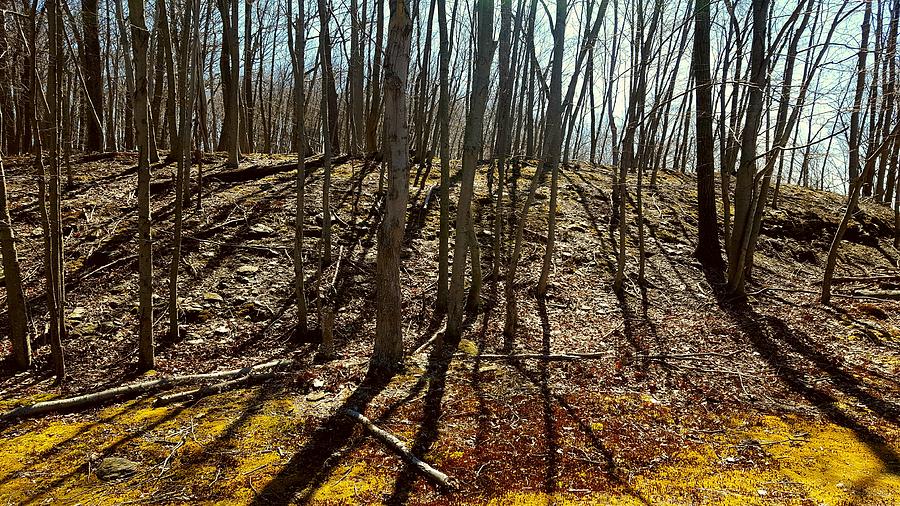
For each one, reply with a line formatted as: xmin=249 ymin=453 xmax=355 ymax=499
xmin=501 ymin=298 xmax=651 ymax=505
xmin=718 ymin=295 xmax=900 ymax=497
xmin=383 ymin=329 xmax=459 ymax=505
xmin=249 ymin=370 xmax=392 ymax=504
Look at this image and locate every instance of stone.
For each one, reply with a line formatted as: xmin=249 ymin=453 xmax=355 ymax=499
xmin=305 ymin=391 xmax=327 ymax=402
xmin=236 ymin=265 xmax=259 ymax=274
xmin=68 ymin=307 xmax=87 ymax=320
xmin=73 ymin=323 xmax=99 ymax=336
xmin=249 ymin=224 xmax=274 ymax=236
xmin=95 ymin=457 xmax=138 ymax=481
xmin=203 ymin=292 xmax=224 ymax=303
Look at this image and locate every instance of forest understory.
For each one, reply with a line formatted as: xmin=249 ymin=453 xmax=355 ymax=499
xmin=1 ymin=152 xmax=900 ymax=505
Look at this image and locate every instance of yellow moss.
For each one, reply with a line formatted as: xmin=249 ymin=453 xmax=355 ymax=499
xmin=0 ymin=391 xmax=56 ymax=411
xmin=628 ymin=415 xmax=900 ymax=505
xmin=746 ymin=415 xmax=900 ymax=505
xmin=473 ymin=415 xmax=900 ymax=506
xmin=308 ymin=462 xmax=390 ymax=503
xmin=0 ymin=388 xmax=308 ymax=505
xmin=480 ymin=491 xmax=645 ymax=505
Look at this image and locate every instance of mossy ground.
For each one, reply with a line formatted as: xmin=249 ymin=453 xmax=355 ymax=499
xmin=3 ymin=388 xmax=898 ymax=504
xmin=2 ymin=153 xmax=900 ymax=504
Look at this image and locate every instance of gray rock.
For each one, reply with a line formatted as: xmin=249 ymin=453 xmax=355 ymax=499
xmin=95 ymin=457 xmax=138 ymax=481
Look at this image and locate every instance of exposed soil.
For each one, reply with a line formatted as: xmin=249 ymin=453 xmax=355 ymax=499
xmin=1 ymin=153 xmax=899 ymax=505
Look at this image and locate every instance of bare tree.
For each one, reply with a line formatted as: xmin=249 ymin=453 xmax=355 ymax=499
xmin=129 ymin=0 xmax=155 ymax=371
xmin=372 ymin=0 xmax=412 ymax=374
xmin=217 ymin=0 xmax=241 ymax=165
xmin=435 ymin=0 xmax=451 ymax=313
xmin=288 ymin=0 xmax=309 ymax=335
xmin=168 ymin=0 xmax=199 ymax=339
xmin=81 ymin=0 xmax=104 ymax=151
xmin=726 ymin=0 xmax=768 ymax=296
xmin=0 ymin=112 xmax=30 ymax=370
xmin=692 ymin=0 xmax=722 ymax=268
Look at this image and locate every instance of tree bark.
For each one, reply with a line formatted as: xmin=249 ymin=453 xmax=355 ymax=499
xmin=129 ymin=0 xmax=155 ymax=371
xmin=288 ymin=0 xmax=309 ymax=335
xmin=372 ymin=0 xmax=412 ymax=374
xmin=168 ymin=0 xmax=199 ymax=339
xmin=692 ymin=0 xmax=722 ymax=269
xmin=726 ymin=0 xmax=768 ymax=296
xmin=445 ymin=0 xmax=495 ymax=342
xmin=435 ymin=0 xmax=451 ymax=313
xmin=0 ymin=124 xmax=30 ymax=369
xmin=81 ymin=0 xmax=104 ymax=151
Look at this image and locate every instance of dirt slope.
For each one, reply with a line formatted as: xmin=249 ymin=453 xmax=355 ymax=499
xmin=1 ymin=153 xmax=899 ymax=505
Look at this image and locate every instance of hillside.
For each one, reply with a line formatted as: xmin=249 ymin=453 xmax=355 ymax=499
xmin=1 ymin=153 xmax=899 ymax=505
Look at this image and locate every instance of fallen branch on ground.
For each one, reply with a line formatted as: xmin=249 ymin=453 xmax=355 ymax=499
xmin=154 ymin=371 xmax=283 ymax=406
xmin=468 ymin=352 xmax=613 ymax=361
xmin=824 ymin=275 xmax=900 ymax=284
xmin=209 ymin=154 xmax=352 ymax=183
xmin=460 ymin=350 xmax=740 ymax=362
xmin=2 ymin=359 xmax=292 ymax=421
xmin=344 ymin=409 xmax=455 ymax=490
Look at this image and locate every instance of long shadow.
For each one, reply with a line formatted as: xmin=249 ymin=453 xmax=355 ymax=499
xmin=1 ymin=400 xmax=186 ymax=500
xmin=404 ymin=165 xmax=464 ymax=242
xmin=249 ymin=370 xmax=391 ymax=504
xmin=536 ymin=298 xmax=558 ymax=496
xmin=506 ymin=298 xmax=651 ymax=504
xmin=384 ymin=331 xmax=457 ymax=505
xmin=719 ymin=298 xmax=900 ymax=491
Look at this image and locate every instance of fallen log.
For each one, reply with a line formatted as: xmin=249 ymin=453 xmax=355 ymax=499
xmin=344 ymin=409 xmax=455 ymax=490
xmin=854 ymin=289 xmax=900 ymax=300
xmin=827 ymin=275 xmax=900 ymax=284
xmin=155 ymin=371 xmax=281 ymax=406
xmin=2 ymin=359 xmax=292 ymax=421
xmin=468 ymin=352 xmax=612 ymax=361
xmin=209 ymin=153 xmax=352 ymax=183
xmin=459 ymin=350 xmax=739 ymax=362
xmin=78 ymin=151 xmax=131 ymax=163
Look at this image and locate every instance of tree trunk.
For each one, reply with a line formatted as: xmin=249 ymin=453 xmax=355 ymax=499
xmin=0 ymin=126 xmax=30 ymax=369
xmin=242 ymin=0 xmax=255 ymax=153
xmin=168 ymin=0 xmax=199 ymax=339
xmin=435 ymin=0 xmax=450 ymax=313
xmin=216 ymin=0 xmax=240 ymax=165
xmin=445 ymin=0 xmax=495 ymax=342
xmin=365 ymin=0 xmax=385 ymax=154
xmin=81 ymin=0 xmax=104 ymax=152
xmin=372 ymin=0 xmax=412 ymax=374
xmin=349 ymin=0 xmax=364 ymax=155
xmin=726 ymin=0 xmax=768 ymax=296
xmin=129 ymin=0 xmax=155 ymax=371
xmin=318 ymin=0 xmax=340 ymax=154
xmin=536 ymin=0 xmax=568 ymax=295
xmin=48 ymin=0 xmax=67 ymax=382
xmin=113 ymin=0 xmax=135 ymax=149
xmin=159 ymin=0 xmax=179 ymax=160
xmin=289 ymin=0 xmax=309 ymax=335
xmin=692 ymin=0 xmax=722 ymax=268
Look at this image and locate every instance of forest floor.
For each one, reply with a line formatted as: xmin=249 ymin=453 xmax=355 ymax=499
xmin=1 ymin=152 xmax=900 ymax=505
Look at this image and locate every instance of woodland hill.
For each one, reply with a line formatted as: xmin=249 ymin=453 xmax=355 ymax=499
xmin=1 ymin=153 xmax=899 ymax=504
xmin=2 ymin=0 xmax=900 ymax=502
